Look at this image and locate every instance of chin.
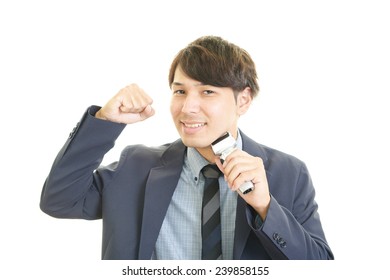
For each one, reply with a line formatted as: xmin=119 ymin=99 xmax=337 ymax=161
xmin=180 ymin=136 xmax=212 ymax=149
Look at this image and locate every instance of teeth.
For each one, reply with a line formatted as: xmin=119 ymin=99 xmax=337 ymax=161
xmin=184 ymin=123 xmax=205 ymax=128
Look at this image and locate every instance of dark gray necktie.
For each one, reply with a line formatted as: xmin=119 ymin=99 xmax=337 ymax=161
xmin=201 ymin=164 xmax=222 ymax=260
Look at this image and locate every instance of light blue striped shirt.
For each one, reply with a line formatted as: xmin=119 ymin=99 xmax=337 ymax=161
xmin=153 ymin=134 xmax=242 ymax=259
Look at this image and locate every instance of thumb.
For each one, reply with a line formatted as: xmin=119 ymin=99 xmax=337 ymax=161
xmin=116 ymin=105 xmax=155 ymax=124
xmin=215 ymin=157 xmax=229 ymax=182
xmin=214 ymin=156 xmax=224 ymax=173
xmin=139 ymin=104 xmax=155 ymax=120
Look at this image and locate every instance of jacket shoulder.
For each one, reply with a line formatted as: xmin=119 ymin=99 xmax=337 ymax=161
xmin=241 ymin=131 xmax=305 ymax=169
xmin=260 ymin=143 xmax=305 ymax=167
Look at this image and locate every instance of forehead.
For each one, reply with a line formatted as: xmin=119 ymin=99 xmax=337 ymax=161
xmin=172 ymin=67 xmax=203 ymax=87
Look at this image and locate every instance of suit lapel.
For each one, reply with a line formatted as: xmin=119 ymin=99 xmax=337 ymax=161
xmin=233 ymin=196 xmax=251 ymax=259
xmin=138 ymin=140 xmax=186 ymax=259
xmin=233 ymin=131 xmax=269 ymax=259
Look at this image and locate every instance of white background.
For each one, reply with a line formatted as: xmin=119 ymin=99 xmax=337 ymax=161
xmin=1 ymin=0 xmax=389 ymax=279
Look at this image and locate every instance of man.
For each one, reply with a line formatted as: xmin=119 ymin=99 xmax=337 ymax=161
xmin=40 ymin=36 xmax=333 ymax=260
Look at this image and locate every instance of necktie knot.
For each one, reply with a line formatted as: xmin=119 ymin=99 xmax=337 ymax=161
xmin=201 ymin=164 xmax=221 ymax=179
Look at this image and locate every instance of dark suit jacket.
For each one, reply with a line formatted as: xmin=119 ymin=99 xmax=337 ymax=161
xmin=40 ymin=106 xmax=333 ymax=260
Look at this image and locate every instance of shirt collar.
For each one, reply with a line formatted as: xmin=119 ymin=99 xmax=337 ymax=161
xmin=186 ymin=131 xmax=243 ymax=186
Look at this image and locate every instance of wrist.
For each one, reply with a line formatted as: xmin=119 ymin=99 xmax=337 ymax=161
xmin=95 ymin=109 xmax=108 ymax=121
xmin=253 ymin=196 xmax=271 ymax=221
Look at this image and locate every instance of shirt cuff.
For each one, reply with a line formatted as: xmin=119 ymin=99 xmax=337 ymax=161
xmin=88 ymin=105 xmax=102 ymax=116
xmin=253 ymin=214 xmax=263 ymax=230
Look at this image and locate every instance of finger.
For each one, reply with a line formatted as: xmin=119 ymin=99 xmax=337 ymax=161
xmin=119 ymin=84 xmax=153 ymax=113
xmin=223 ymin=155 xmax=254 ymax=180
xmin=222 ymin=149 xmax=249 ymax=170
xmin=224 ymin=163 xmax=253 ymax=190
xmin=139 ymin=104 xmax=155 ymax=120
xmin=119 ymin=105 xmax=132 ymax=113
xmin=231 ymin=170 xmax=258 ymax=190
xmin=121 ymin=97 xmax=147 ymax=113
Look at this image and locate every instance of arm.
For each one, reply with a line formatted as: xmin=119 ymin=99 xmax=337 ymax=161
xmin=247 ymin=162 xmax=334 ymax=260
xmin=216 ymin=150 xmax=333 ymax=260
xmin=40 ymin=84 xmax=155 ymax=219
xmin=40 ymin=106 xmax=126 ymax=219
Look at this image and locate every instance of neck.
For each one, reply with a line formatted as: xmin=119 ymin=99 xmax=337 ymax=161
xmin=196 ymin=146 xmax=216 ymax=163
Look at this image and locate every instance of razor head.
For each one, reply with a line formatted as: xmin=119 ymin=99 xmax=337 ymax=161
xmin=211 ymin=132 xmax=236 ymax=155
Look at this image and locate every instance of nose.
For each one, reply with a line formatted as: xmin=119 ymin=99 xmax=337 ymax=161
xmin=181 ymin=92 xmax=201 ymax=114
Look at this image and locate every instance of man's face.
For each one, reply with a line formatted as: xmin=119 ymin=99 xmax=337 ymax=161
xmin=170 ymin=67 xmax=248 ymax=151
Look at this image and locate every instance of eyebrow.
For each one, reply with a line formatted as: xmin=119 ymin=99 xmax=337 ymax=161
xmin=172 ymin=81 xmax=205 ymax=87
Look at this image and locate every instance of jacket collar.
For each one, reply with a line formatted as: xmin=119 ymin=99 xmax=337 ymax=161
xmin=240 ymin=130 xmax=268 ymax=164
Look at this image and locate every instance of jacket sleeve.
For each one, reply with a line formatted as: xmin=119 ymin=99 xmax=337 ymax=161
xmin=40 ymin=106 xmax=126 ymax=220
xmin=246 ymin=162 xmax=334 ymax=260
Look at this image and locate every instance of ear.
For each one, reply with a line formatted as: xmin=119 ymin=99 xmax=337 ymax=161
xmin=236 ymin=87 xmax=253 ymax=115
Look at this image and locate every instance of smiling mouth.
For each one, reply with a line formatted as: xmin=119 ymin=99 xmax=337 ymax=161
xmin=184 ymin=123 xmax=205 ymax=128
xmin=181 ymin=121 xmax=207 ymax=128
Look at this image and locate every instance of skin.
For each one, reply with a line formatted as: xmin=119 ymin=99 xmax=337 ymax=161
xmin=96 ymin=67 xmax=271 ymax=220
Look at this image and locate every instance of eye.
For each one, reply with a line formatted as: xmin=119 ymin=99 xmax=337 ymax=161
xmin=203 ymin=90 xmax=215 ymax=95
xmin=173 ymin=89 xmax=185 ymax=95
